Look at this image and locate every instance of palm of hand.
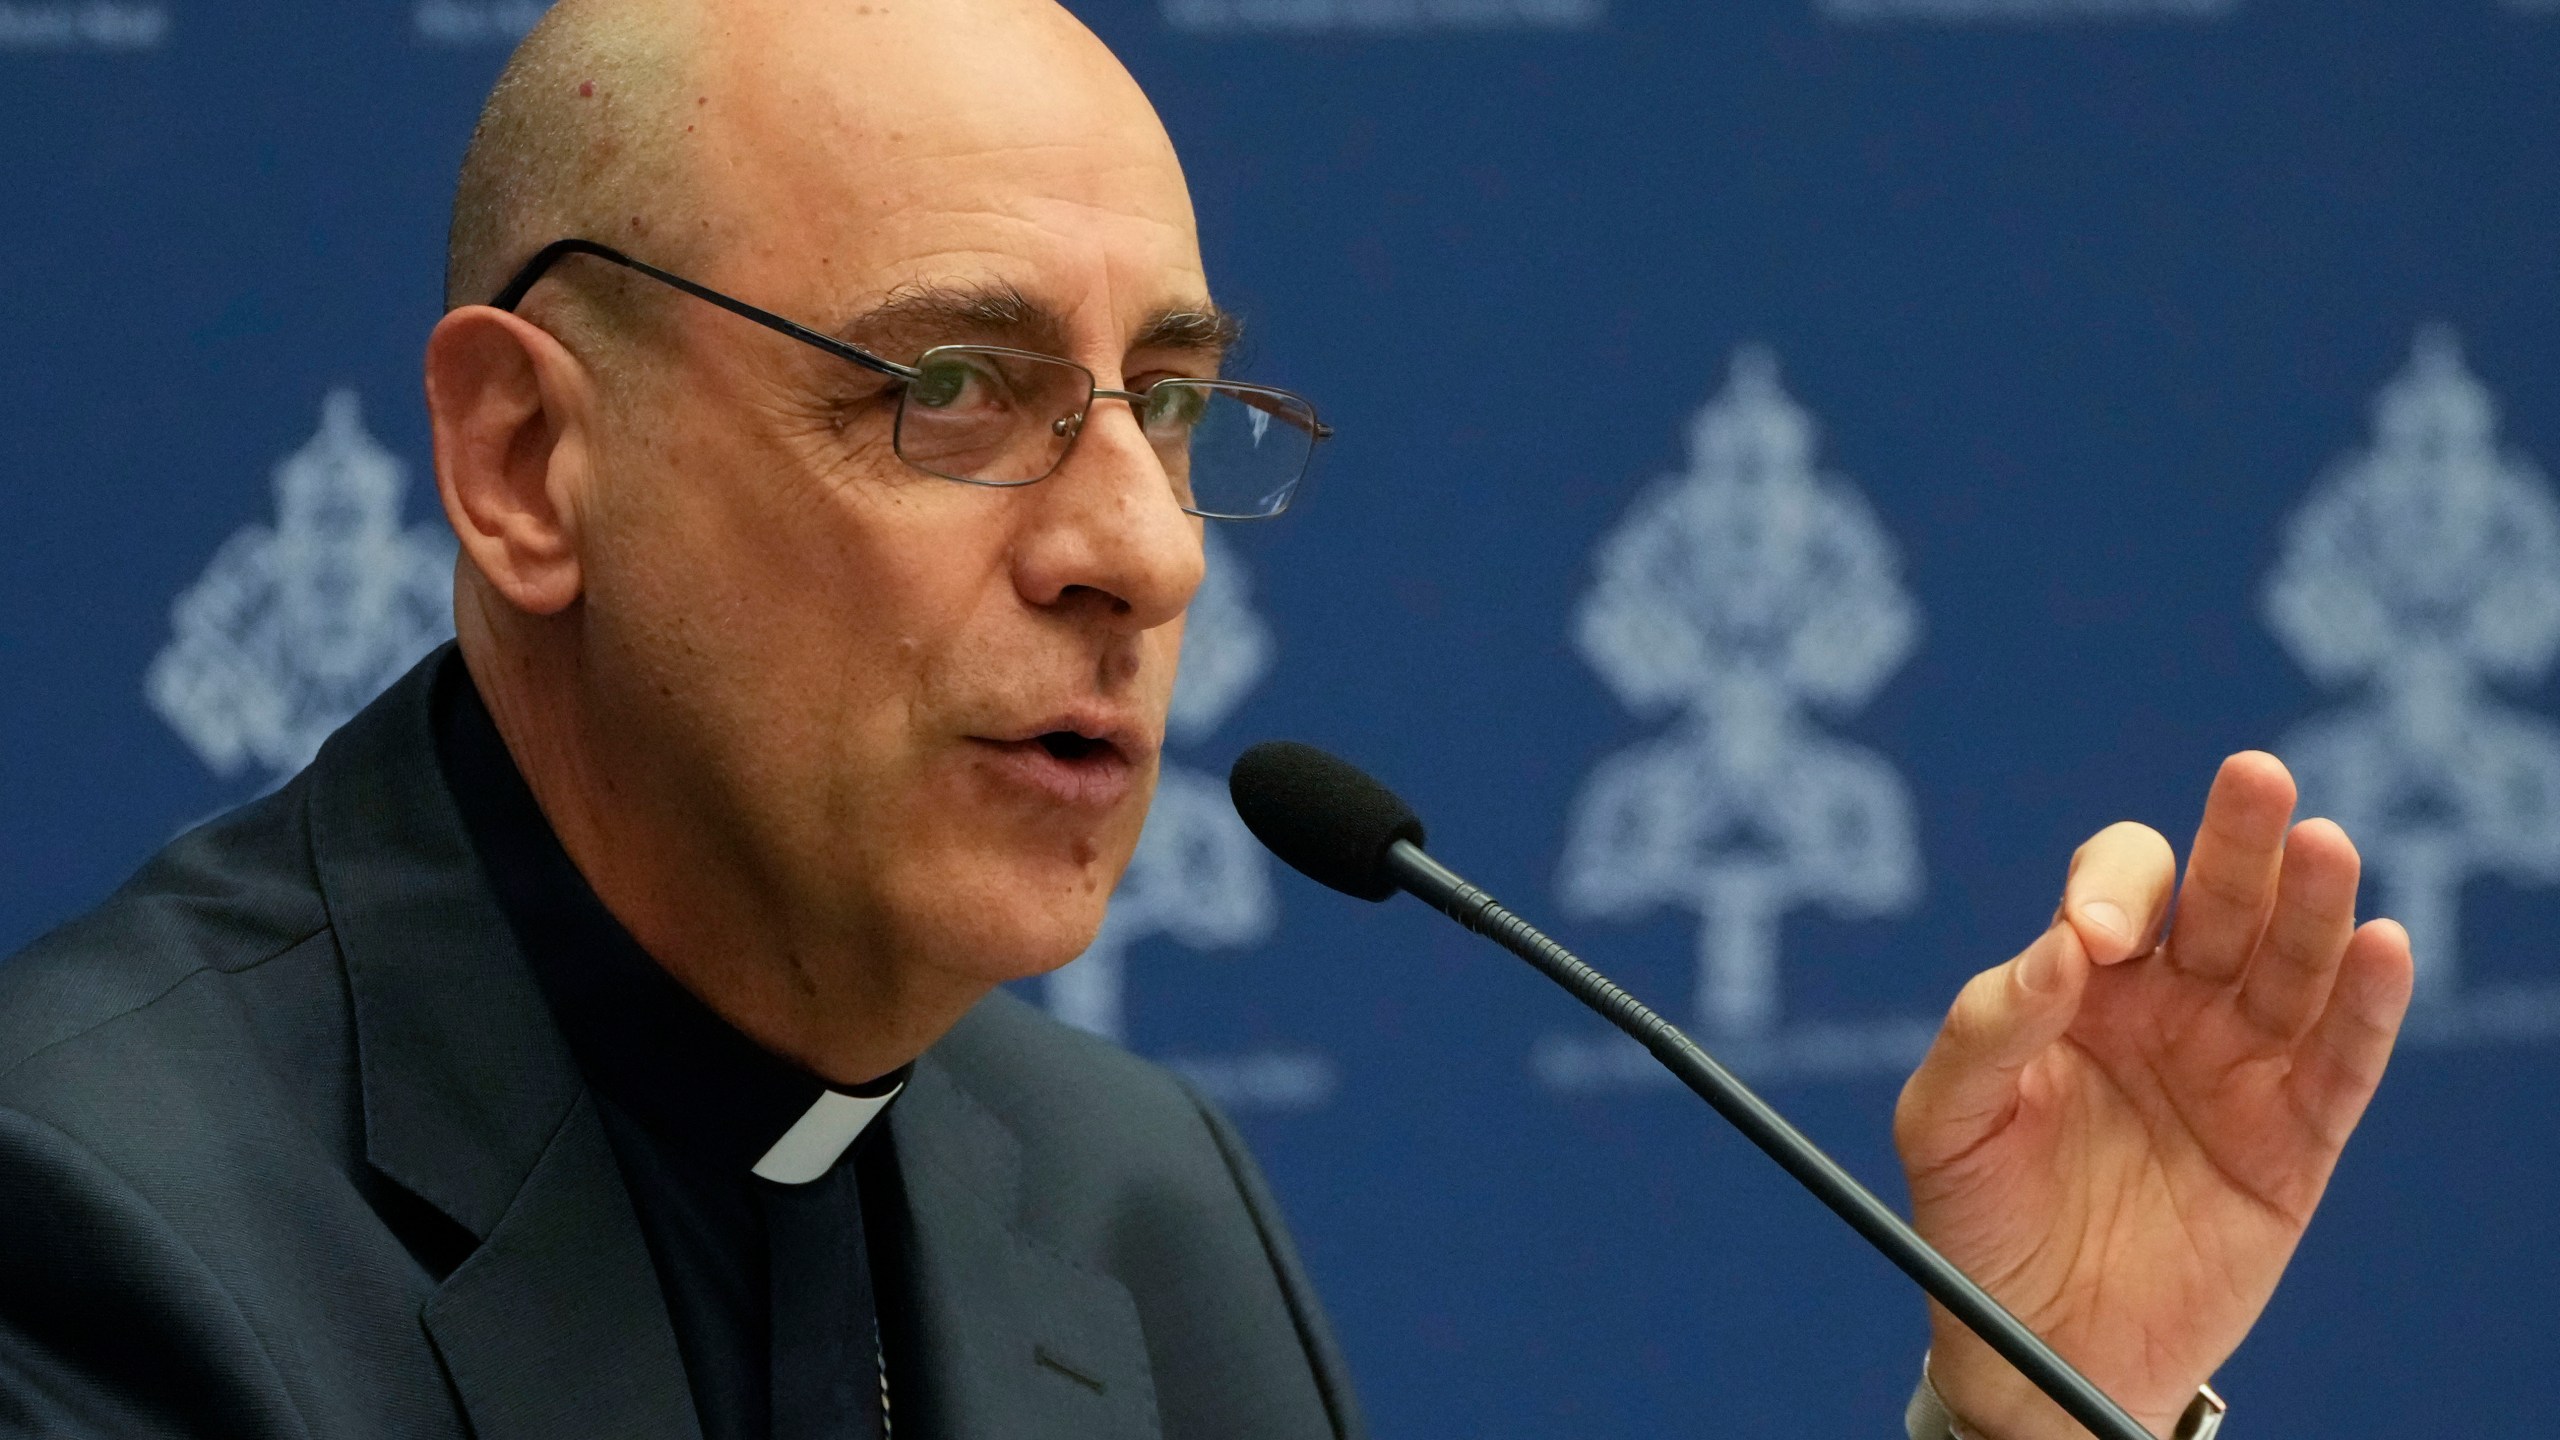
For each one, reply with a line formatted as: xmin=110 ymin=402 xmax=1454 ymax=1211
xmin=1897 ymin=753 xmax=2412 ymax=1438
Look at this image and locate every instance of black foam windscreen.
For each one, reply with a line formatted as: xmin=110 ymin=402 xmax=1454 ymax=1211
xmin=1228 ymin=741 xmax=1427 ymax=903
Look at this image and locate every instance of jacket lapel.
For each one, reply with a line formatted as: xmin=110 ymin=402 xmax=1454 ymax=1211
xmin=309 ymin=651 xmax=700 ymax=1440
xmin=421 ymin=1092 xmax=700 ymax=1440
xmin=890 ymin=1060 xmax=1162 ymax=1440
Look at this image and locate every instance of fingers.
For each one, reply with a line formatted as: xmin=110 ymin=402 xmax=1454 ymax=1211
xmin=2166 ymin=752 xmax=2299 ymax=984
xmin=1895 ymin=922 xmax=2090 ymax=1170
xmin=2058 ymin=821 xmax=2175 ymax=965
xmin=2237 ymin=819 xmax=2363 ymax=1043
xmin=1899 ymin=818 xmax=2171 ymax=1169
xmin=2285 ymin=919 xmax=2415 ymax=1151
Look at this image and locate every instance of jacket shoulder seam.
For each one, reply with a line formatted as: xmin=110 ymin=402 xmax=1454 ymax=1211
xmin=0 ymin=921 xmax=332 ymax=1090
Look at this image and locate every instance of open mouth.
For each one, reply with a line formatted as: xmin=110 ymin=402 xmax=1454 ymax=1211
xmin=973 ymin=726 xmax=1140 ymax=807
xmin=1037 ymin=731 xmax=1112 ymax=763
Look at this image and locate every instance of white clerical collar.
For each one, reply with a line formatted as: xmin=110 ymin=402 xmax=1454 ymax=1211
xmin=751 ymin=1082 xmax=905 ymax=1185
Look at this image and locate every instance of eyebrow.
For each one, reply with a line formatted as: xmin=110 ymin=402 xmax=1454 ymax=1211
xmin=851 ymin=280 xmax=1065 ymax=356
xmin=1132 ymin=307 xmax=1244 ymax=359
xmin=845 ymin=281 xmax=1242 ymax=367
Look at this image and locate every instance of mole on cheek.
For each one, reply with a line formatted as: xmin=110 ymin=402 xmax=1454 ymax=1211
xmin=578 ymin=80 xmax=595 ymax=98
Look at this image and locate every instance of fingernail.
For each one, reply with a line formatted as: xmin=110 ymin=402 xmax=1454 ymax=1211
xmin=2079 ymin=900 xmax=2131 ymax=944
xmin=2019 ymin=942 xmax=2059 ymax=994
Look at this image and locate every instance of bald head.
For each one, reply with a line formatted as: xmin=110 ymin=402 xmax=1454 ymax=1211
xmin=445 ymin=0 xmax=699 ymax=310
xmin=444 ymin=0 xmax=1191 ymax=315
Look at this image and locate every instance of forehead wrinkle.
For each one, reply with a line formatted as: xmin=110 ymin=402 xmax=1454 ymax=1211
xmin=860 ymin=195 xmax=1197 ymax=253
xmin=810 ymin=178 xmax=1215 ymax=365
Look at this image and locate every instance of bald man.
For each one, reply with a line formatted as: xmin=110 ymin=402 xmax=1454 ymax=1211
xmin=0 ymin=2 xmax=2412 ymax=1438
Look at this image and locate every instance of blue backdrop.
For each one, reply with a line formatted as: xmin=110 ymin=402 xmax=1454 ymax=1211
xmin=6 ymin=2 xmax=2557 ymax=1434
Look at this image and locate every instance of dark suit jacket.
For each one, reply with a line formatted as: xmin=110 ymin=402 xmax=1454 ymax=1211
xmin=0 ymin=660 xmax=1367 ymax=1440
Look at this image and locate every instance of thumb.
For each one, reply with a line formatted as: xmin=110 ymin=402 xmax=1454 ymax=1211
xmin=1895 ymin=921 xmax=2090 ymax=1173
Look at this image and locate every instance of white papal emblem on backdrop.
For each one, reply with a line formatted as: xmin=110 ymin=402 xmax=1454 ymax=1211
xmin=148 ymin=390 xmax=456 ymax=789
xmin=0 ymin=2 xmax=168 ymax=50
xmin=412 ymin=0 xmax=547 ymax=44
xmin=1044 ymin=532 xmax=1335 ymax=1110
xmin=1539 ymin=347 xmax=1936 ymax=1090
xmin=2265 ymin=327 xmax=2560 ymax=1044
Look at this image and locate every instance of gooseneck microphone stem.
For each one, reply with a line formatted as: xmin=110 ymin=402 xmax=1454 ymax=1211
xmin=1227 ymin=740 xmax=2152 ymax=1440
xmin=1382 ymin=840 xmax=2154 ymax=1440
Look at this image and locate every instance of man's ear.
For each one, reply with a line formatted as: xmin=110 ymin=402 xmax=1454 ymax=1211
xmin=425 ymin=305 xmax=598 ymax=617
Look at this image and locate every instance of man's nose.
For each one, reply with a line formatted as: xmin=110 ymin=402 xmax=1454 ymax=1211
xmin=1008 ymin=394 xmax=1204 ymax=631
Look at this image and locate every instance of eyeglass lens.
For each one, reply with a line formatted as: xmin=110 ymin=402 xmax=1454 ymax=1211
xmin=893 ymin=345 xmax=1319 ymax=520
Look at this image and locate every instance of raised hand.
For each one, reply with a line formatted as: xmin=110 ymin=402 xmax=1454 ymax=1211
xmin=1894 ymin=752 xmax=2414 ymax=1438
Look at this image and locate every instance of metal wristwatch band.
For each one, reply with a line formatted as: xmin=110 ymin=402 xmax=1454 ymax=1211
xmin=1905 ymin=1359 xmax=2227 ymax=1440
xmin=2174 ymin=1383 xmax=2228 ymax=1440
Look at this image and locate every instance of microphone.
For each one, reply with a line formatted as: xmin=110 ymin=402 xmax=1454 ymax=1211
xmin=1228 ymin=740 xmax=2153 ymax=1440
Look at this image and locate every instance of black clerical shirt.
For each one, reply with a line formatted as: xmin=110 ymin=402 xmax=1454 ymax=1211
xmin=433 ymin=657 xmax=909 ymax=1440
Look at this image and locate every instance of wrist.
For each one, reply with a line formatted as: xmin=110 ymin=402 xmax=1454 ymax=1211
xmin=1910 ymin=1351 xmax=2226 ymax=1440
xmin=1924 ymin=1307 xmax=2181 ymax=1439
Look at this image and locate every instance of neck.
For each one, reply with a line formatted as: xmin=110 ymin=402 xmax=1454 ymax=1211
xmin=453 ymin=587 xmax=990 ymax=1088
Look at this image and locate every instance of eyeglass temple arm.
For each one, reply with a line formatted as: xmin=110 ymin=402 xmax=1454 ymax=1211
xmin=1220 ymin=383 xmax=1335 ymax=441
xmin=1101 ymin=385 xmax=1333 ymax=443
xmin=484 ymin=239 xmax=922 ymax=385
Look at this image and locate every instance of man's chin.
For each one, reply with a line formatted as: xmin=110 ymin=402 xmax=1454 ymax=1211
xmin=856 ymin=813 xmax=1138 ymax=976
xmin=912 ymin=924 xmax=1107 ymax=995
xmin=885 ymin=875 xmax=1117 ymax=985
